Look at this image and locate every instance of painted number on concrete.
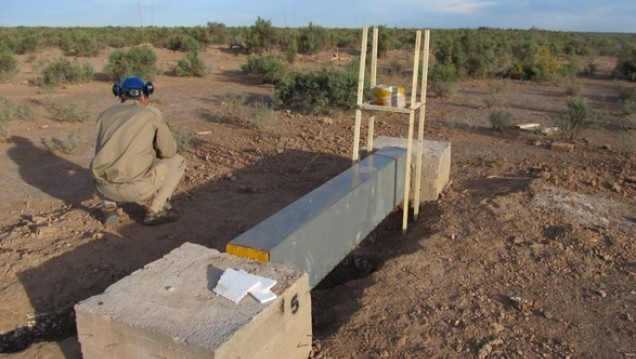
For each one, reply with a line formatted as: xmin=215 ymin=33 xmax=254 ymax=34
xmin=291 ymin=294 xmax=299 ymax=314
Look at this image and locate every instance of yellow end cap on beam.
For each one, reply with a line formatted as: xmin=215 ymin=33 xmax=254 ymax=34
xmin=226 ymin=244 xmax=270 ymax=262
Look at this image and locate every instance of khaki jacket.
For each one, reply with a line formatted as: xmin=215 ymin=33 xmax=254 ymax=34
xmin=90 ymin=101 xmax=177 ymax=184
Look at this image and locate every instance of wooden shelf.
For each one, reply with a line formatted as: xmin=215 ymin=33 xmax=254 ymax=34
xmin=358 ymin=102 xmax=423 ymax=114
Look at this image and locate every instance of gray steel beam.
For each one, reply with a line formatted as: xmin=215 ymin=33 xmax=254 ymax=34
xmin=227 ymin=146 xmax=406 ymax=288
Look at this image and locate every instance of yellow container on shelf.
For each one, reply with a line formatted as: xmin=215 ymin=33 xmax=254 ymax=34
xmin=372 ymin=85 xmax=406 ymax=107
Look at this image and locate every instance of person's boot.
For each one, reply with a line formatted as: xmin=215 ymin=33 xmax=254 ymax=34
xmin=143 ymin=204 xmax=178 ymax=226
xmin=102 ymin=204 xmax=119 ymax=226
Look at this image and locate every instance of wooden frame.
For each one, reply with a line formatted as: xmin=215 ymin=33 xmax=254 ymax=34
xmin=351 ymin=27 xmax=431 ymax=233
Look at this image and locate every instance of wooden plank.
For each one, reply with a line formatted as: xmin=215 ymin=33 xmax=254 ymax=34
xmin=352 ymin=27 xmax=368 ymax=163
xmin=402 ymin=30 xmax=422 ymax=234
xmin=413 ymin=29 xmax=431 ymax=219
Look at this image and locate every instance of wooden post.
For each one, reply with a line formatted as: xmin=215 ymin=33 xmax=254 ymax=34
xmin=402 ymin=30 xmax=422 ymax=234
xmin=366 ymin=27 xmax=379 ymax=153
xmin=413 ymin=29 xmax=430 ymax=220
xmin=352 ymin=27 xmax=368 ymax=163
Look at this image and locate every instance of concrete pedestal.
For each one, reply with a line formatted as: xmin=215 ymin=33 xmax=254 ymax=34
xmin=75 ymin=243 xmax=311 ymax=359
xmin=373 ymin=136 xmax=451 ymax=202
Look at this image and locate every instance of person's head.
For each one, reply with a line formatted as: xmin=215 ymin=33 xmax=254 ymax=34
xmin=112 ymin=76 xmax=154 ymax=103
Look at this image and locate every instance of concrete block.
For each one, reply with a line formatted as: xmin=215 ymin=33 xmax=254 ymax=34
xmin=75 ymin=243 xmax=311 ymax=359
xmin=227 ymin=146 xmax=407 ymax=288
xmin=373 ymin=136 xmax=451 ymax=202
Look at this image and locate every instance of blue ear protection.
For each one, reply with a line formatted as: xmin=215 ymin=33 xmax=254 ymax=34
xmin=112 ymin=76 xmax=155 ymax=98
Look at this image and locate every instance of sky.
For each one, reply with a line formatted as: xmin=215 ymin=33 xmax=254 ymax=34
xmin=1 ymin=0 xmax=635 ymax=33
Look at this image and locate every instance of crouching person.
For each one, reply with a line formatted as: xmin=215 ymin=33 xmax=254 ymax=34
xmin=90 ymin=76 xmax=185 ymax=226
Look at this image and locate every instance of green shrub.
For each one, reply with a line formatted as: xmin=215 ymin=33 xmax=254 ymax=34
xmin=612 ymin=49 xmax=636 ymax=82
xmin=273 ymin=62 xmax=358 ymax=114
xmin=298 ymin=23 xmax=330 ymax=55
xmin=0 ymin=44 xmax=18 ymax=82
xmin=489 ymin=110 xmax=512 ymax=131
xmin=509 ymin=44 xmax=562 ymax=82
xmin=213 ymin=92 xmax=279 ymax=129
xmin=556 ymin=97 xmax=600 ymax=139
xmin=0 ymin=97 xmax=13 ymax=141
xmin=40 ymin=57 xmax=94 ymax=86
xmin=245 ymin=17 xmax=277 ymax=55
xmin=241 ymin=54 xmax=286 ymax=84
xmin=45 ymin=101 xmax=90 ymax=122
xmin=175 ymin=50 xmax=207 ymax=77
xmin=565 ymin=82 xmax=583 ymax=97
xmin=171 ymin=129 xmax=195 ymax=150
xmin=285 ymin=42 xmax=298 ymax=64
xmin=103 ymin=45 xmax=158 ymax=82
xmin=71 ymin=33 xmax=102 ymax=57
xmin=583 ymin=62 xmax=598 ymax=76
xmin=484 ymin=93 xmax=503 ymax=109
xmin=40 ymin=129 xmax=83 ymax=154
xmin=428 ymin=63 xmax=458 ymax=98
xmin=168 ymin=34 xmax=200 ymax=52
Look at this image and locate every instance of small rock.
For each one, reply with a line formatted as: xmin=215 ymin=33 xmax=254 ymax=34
xmin=29 ymin=215 xmax=48 ymax=224
xmin=319 ymin=117 xmax=334 ymax=125
xmin=594 ymin=289 xmax=607 ymax=298
xmin=510 ymin=296 xmax=532 ymax=312
xmin=550 ymin=142 xmax=574 ymax=152
xmin=37 ymin=226 xmax=58 ymax=236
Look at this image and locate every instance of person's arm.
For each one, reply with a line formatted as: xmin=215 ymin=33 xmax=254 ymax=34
xmin=152 ymin=110 xmax=178 ymax=159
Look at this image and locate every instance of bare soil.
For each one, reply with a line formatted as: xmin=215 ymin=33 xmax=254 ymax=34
xmin=0 ymin=45 xmax=634 ymax=359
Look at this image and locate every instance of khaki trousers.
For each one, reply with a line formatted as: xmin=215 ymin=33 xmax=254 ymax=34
xmin=97 ymin=154 xmax=185 ymax=211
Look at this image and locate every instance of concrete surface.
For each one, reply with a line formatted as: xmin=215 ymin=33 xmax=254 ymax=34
xmin=75 ymin=243 xmax=311 ymax=359
xmin=373 ymin=136 xmax=451 ymax=202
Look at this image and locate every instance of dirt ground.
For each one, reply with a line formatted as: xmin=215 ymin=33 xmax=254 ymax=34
xmin=0 ymin=44 xmax=634 ymax=359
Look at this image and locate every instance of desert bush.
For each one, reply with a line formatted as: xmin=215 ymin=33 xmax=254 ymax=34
xmin=103 ymin=45 xmax=158 ymax=82
xmin=206 ymin=22 xmax=229 ymax=44
xmin=489 ymin=110 xmax=512 ymax=131
xmin=562 ymin=61 xmax=581 ymax=79
xmin=13 ymin=33 xmax=40 ymax=54
xmin=40 ymin=129 xmax=83 ymax=154
xmin=45 ymin=101 xmax=90 ymax=123
xmin=484 ymin=94 xmax=503 ymax=109
xmin=168 ymin=34 xmax=200 ymax=52
xmin=565 ymin=82 xmax=583 ymax=97
xmin=245 ymin=17 xmax=277 ymax=55
xmin=70 ymin=32 xmax=102 ymax=57
xmin=583 ymin=61 xmax=599 ymax=76
xmin=619 ymin=99 xmax=636 ymax=114
xmin=428 ymin=63 xmax=458 ymax=98
xmin=489 ymin=79 xmax=510 ymax=94
xmin=213 ymin=92 xmax=279 ymax=129
xmin=241 ymin=54 xmax=286 ymax=84
xmin=273 ymin=62 xmax=358 ymax=114
xmin=617 ymin=84 xmax=636 ymax=114
xmin=612 ymin=49 xmax=636 ymax=82
xmin=171 ymin=129 xmax=195 ymax=150
xmin=509 ymin=43 xmax=562 ymax=82
xmin=0 ymin=44 xmax=18 ymax=82
xmin=298 ymin=23 xmax=330 ymax=55
xmin=175 ymin=50 xmax=207 ymax=77
xmin=0 ymin=97 xmax=14 ymax=141
xmin=285 ymin=42 xmax=298 ymax=63
xmin=556 ymin=97 xmax=601 ymax=139
xmin=40 ymin=57 xmax=94 ymax=86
